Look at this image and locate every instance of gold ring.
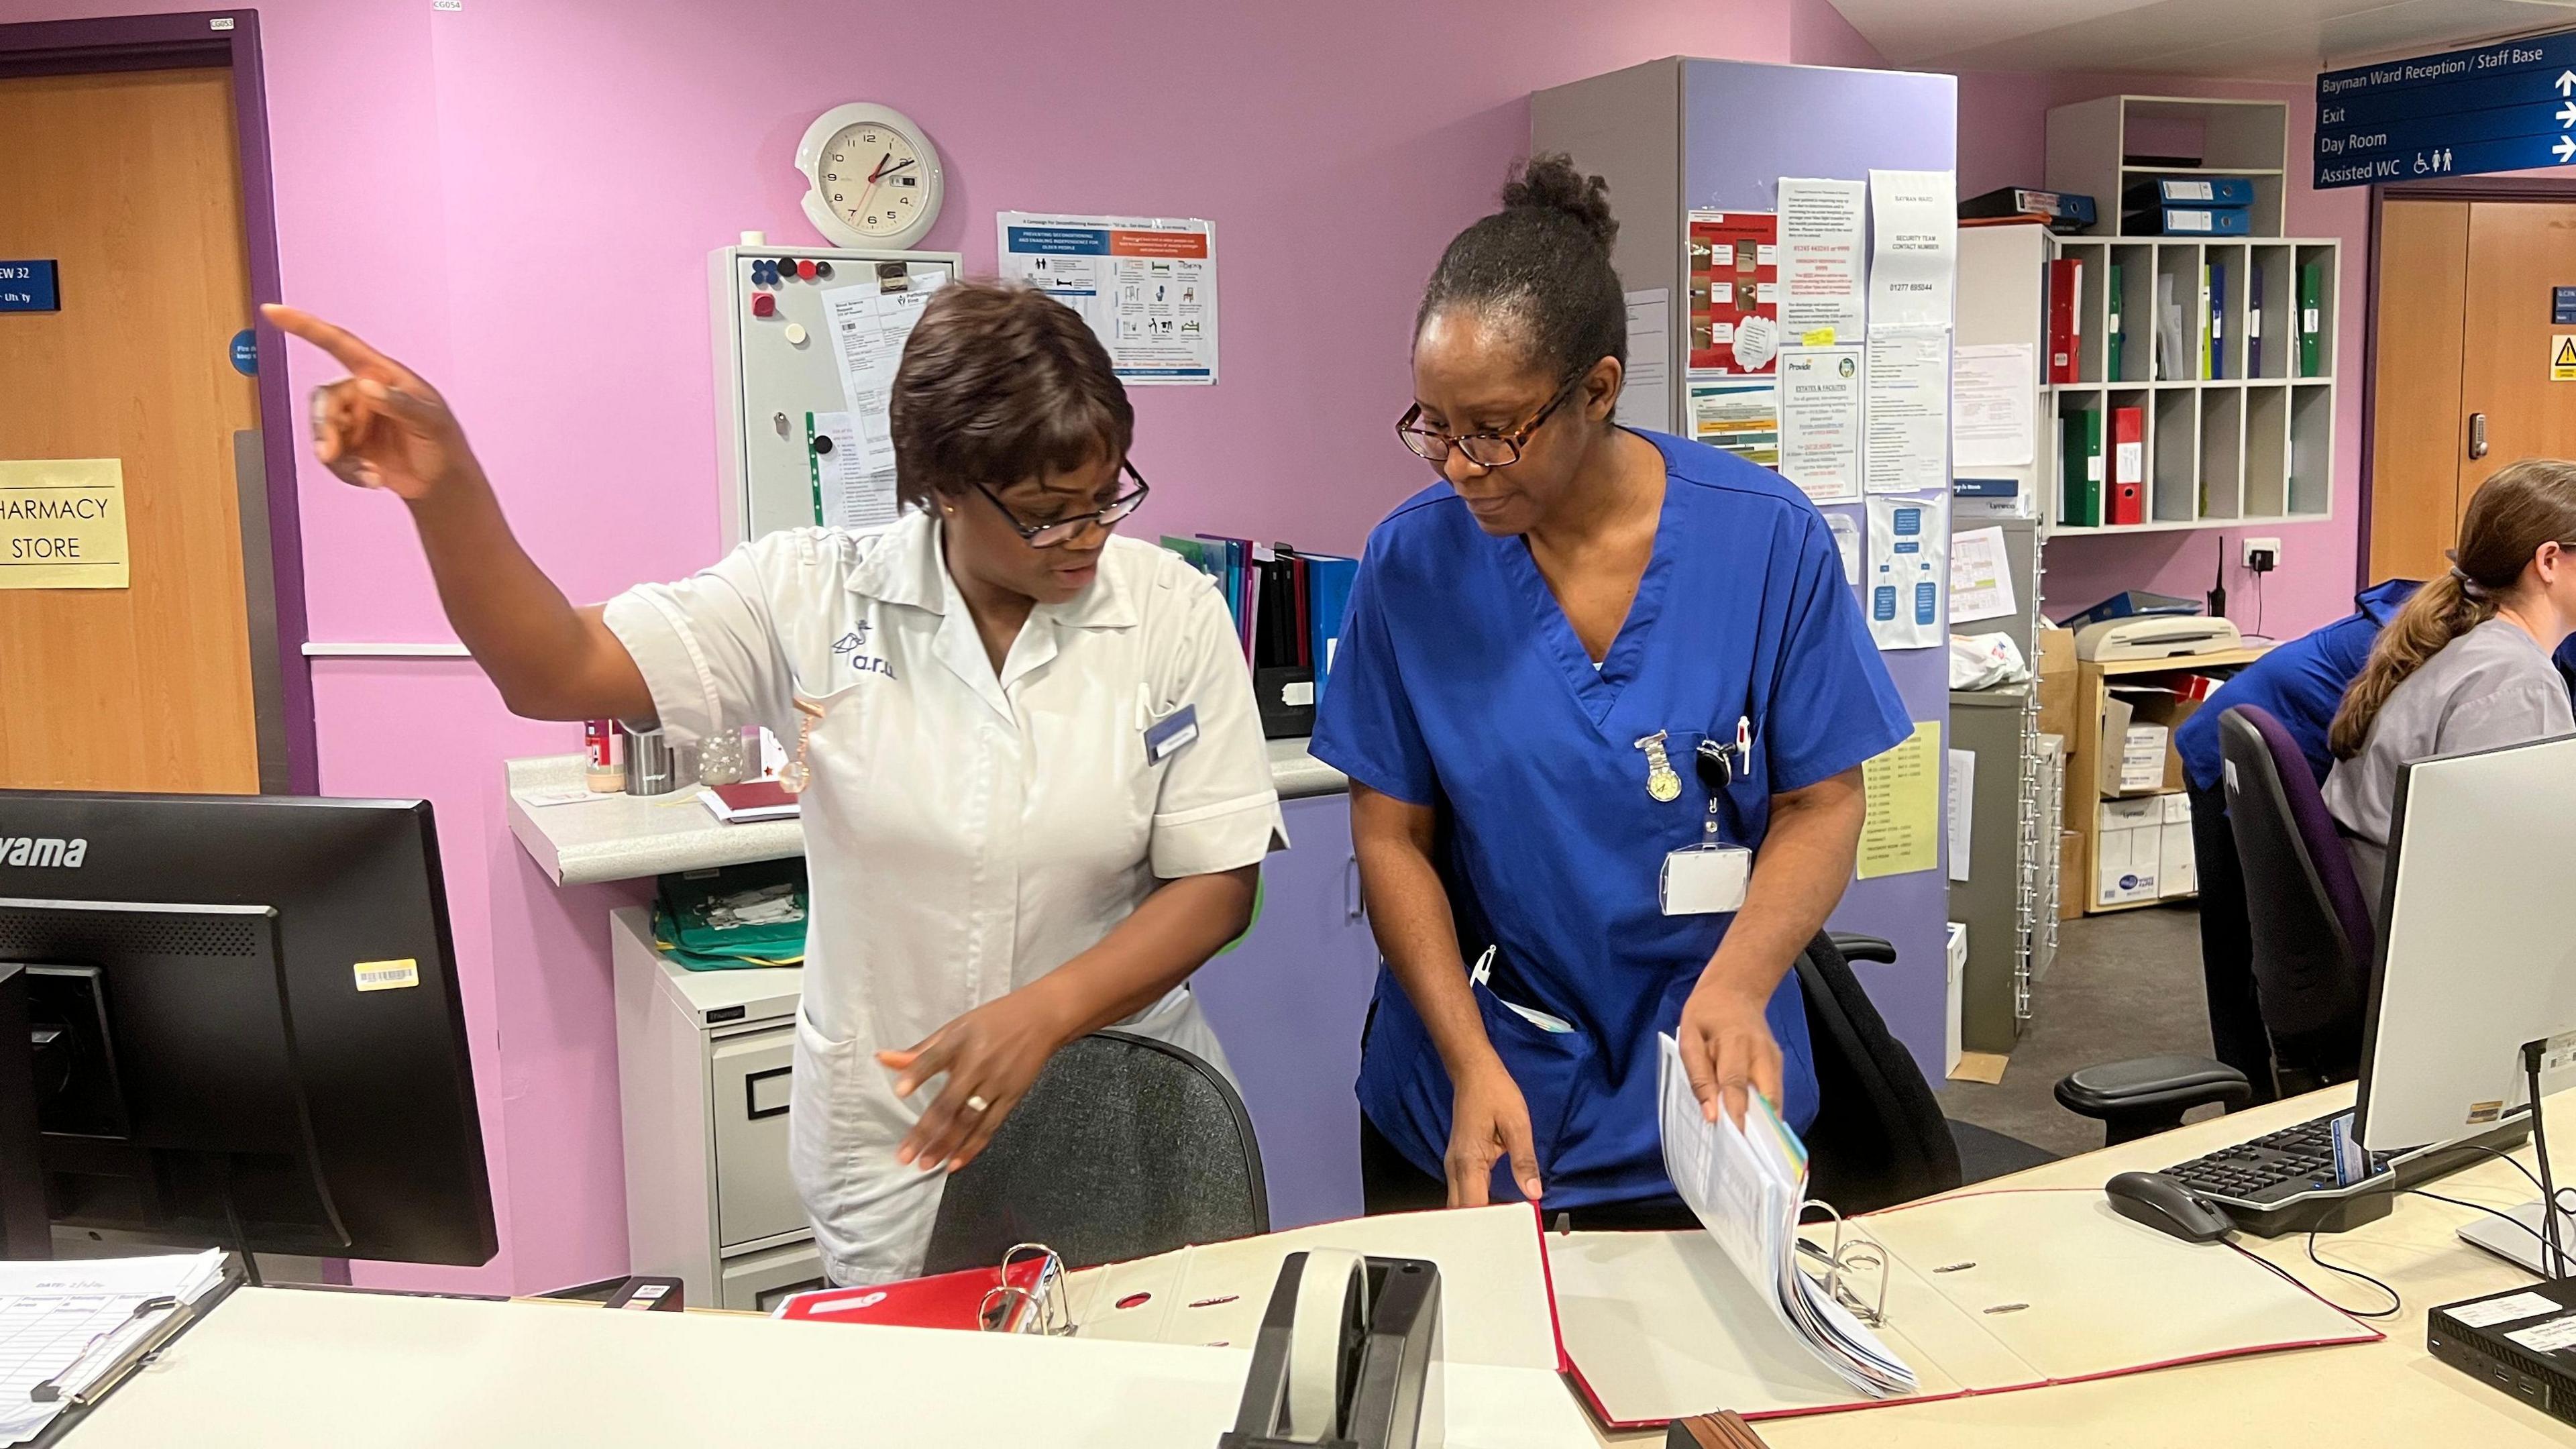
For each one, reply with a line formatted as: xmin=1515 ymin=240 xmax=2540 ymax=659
xmin=965 ymin=1095 xmax=990 ymax=1114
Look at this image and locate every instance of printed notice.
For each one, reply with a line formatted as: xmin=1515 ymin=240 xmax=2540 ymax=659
xmin=1827 ymin=511 xmax=1862 ymax=586
xmin=1948 ymin=525 xmax=2017 ymax=625
xmin=1688 ymin=376 xmax=1779 ymax=467
xmin=1868 ymin=492 xmax=1947 ymax=651
xmin=1617 ymin=288 xmax=1673 ymax=430
xmin=1776 ymin=345 xmax=1863 ymax=502
xmin=0 ymin=458 xmax=127 ymax=590
xmin=999 ymin=213 xmax=1218 ymax=383
xmin=819 ymin=274 xmax=945 ymax=523
xmin=1952 ymin=343 xmax=2036 ymax=468
xmin=1858 ymin=720 xmax=1941 ymax=879
xmin=1865 ymin=328 xmax=1951 ymax=494
xmin=1868 ymin=170 xmax=1956 ymax=332
xmin=1947 ymin=747 xmax=1974 ymax=882
xmin=1687 ymin=211 xmax=1778 ymax=374
xmin=808 ymin=411 xmax=897 ymax=530
xmin=1778 ymin=178 xmax=1867 ymax=343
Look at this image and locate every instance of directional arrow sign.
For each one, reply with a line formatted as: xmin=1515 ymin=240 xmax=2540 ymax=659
xmin=2559 ymin=135 xmax=2575 ymax=162
xmin=2318 ymin=30 xmax=2576 ymax=186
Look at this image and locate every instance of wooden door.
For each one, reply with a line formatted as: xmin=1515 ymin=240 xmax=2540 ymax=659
xmin=2459 ymin=202 xmax=2576 ymax=496
xmin=2369 ymin=196 xmax=2576 ymax=584
xmin=2366 ymin=200 xmax=2467 ymax=583
xmin=0 ymin=68 xmax=262 ymax=792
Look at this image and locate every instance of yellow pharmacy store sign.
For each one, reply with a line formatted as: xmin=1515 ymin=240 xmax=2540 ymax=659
xmin=0 ymin=458 xmax=126 ymax=589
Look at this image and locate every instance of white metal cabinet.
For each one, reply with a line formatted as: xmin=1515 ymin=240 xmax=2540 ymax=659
xmin=611 ymin=908 xmax=811 ymax=1309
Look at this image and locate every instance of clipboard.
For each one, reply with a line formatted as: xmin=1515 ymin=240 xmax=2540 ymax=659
xmin=24 ymin=1255 xmax=250 ymax=1448
xmin=1547 ymin=1187 xmax=2383 ymax=1429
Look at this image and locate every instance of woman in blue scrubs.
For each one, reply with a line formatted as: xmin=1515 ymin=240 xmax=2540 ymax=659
xmin=1311 ymin=156 xmax=1909 ymax=1224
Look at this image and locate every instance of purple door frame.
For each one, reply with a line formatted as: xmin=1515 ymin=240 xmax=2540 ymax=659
xmin=0 ymin=9 xmax=315 ymax=793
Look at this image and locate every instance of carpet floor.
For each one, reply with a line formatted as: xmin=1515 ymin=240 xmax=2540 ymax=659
xmin=1935 ymin=902 xmax=2225 ymax=1160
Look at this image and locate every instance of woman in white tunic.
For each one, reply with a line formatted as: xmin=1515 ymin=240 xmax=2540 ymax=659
xmin=266 ymin=284 xmax=1285 ymax=1284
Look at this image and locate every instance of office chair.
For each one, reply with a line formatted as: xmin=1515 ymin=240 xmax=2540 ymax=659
xmin=2053 ymin=702 xmax=2392 ymax=1143
xmin=920 ymin=1029 xmax=1269 ymax=1275
xmin=1801 ymin=932 xmax=2052 ymax=1213
xmin=2213 ymin=703 xmax=2373 ymax=1087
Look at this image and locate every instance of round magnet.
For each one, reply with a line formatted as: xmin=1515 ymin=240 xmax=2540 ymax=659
xmin=796 ymin=258 xmax=818 ymax=281
xmin=812 ymin=434 xmax=835 ymax=455
xmin=812 ymin=260 xmax=835 ymax=279
xmin=783 ymin=323 xmax=808 ymax=346
xmin=749 ymin=292 xmax=776 ymax=318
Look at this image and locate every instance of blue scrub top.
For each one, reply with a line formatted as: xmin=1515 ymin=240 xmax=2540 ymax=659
xmin=2171 ymin=580 xmax=2417 ymax=792
xmin=1311 ymin=431 xmax=1910 ymax=1210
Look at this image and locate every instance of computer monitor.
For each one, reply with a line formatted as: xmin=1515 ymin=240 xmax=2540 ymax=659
xmin=2355 ymin=733 xmax=2576 ymax=1153
xmin=0 ymin=790 xmax=496 ymax=1267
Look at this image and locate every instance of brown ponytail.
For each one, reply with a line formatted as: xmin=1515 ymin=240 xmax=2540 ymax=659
xmin=2330 ymin=458 xmax=2576 ymax=758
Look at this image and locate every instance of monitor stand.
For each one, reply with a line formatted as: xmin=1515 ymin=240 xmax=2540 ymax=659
xmin=0 ymin=966 xmax=50 ymax=1259
xmin=2460 ymin=1201 xmax=2576 ymax=1278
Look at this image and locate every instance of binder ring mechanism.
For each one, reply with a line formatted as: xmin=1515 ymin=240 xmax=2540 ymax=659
xmin=977 ymin=1243 xmax=1077 ymax=1336
xmin=1796 ymin=1201 xmax=1892 ymax=1328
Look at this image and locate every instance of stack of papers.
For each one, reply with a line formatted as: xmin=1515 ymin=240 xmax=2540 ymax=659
xmin=1656 ymin=1034 xmax=1915 ymax=1398
xmin=0 ymin=1248 xmax=229 ymax=1444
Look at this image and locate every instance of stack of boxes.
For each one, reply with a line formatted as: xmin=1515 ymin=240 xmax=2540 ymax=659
xmin=2090 ymin=684 xmax=2202 ymax=908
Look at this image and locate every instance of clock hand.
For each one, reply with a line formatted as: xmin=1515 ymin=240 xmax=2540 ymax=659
xmin=865 ymin=151 xmax=892 ymax=184
xmin=875 ymin=158 xmax=918 ymax=180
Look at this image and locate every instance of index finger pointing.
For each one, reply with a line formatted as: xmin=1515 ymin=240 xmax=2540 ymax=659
xmin=262 ymin=304 xmax=414 ymax=382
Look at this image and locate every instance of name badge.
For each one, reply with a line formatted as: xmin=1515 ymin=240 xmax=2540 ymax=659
xmin=1144 ymin=704 xmax=1200 ymax=763
xmin=1660 ymin=844 xmax=1752 ymax=916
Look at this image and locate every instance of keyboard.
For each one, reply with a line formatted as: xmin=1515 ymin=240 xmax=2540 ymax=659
xmin=2162 ymin=1111 xmax=2533 ymax=1237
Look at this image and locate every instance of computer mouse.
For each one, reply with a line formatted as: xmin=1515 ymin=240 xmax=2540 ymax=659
xmin=2104 ymin=1170 xmax=2235 ymax=1243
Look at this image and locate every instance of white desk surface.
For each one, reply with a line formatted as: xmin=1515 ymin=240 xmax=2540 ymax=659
xmin=64 ymin=1085 xmax=2576 ymax=1447
xmin=506 ymin=739 xmax=1347 ymax=886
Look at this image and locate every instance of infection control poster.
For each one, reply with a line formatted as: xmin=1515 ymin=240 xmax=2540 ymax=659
xmin=1686 ymin=211 xmax=1778 ymax=374
xmin=998 ymin=213 xmax=1218 ymax=384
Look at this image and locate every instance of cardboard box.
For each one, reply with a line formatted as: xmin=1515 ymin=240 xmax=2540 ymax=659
xmin=2058 ymin=828 xmax=2086 ymax=920
xmin=1944 ymin=921 xmax=1968 ymax=1076
xmin=2094 ymin=797 xmax=2163 ymax=906
xmin=2035 ymin=627 xmax=2078 ymax=746
xmin=2159 ymin=791 xmax=2198 ymax=898
xmin=2099 ymin=687 xmax=2202 ymax=796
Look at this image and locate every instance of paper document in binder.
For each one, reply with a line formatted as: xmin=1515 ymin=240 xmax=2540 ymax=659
xmin=1654 ymin=1034 xmax=1916 ymax=1399
xmin=1547 ymin=1186 xmax=2381 ymax=1428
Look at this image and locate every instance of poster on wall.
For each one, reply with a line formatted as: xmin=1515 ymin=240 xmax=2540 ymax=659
xmin=1867 ymin=492 xmax=1947 ymax=651
xmin=1686 ymin=211 xmax=1778 ymax=374
xmin=1774 ymin=345 xmax=1863 ymax=502
xmin=1863 ymin=327 xmax=1950 ymax=494
xmin=1866 ymin=170 xmax=1957 ymax=333
xmin=1688 ymin=376 xmax=1778 ymax=467
xmin=1776 ymin=179 xmax=1867 ymax=344
xmin=997 ymin=213 xmax=1218 ymax=384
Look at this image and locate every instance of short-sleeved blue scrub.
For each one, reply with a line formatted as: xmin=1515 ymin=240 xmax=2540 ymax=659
xmin=1311 ymin=431 xmax=1910 ymax=1210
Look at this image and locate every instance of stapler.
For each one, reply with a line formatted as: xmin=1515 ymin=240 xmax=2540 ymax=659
xmin=1218 ymin=1250 xmax=1444 ymax=1449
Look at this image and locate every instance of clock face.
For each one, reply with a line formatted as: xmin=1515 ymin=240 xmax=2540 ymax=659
xmin=820 ymin=121 xmax=929 ymax=239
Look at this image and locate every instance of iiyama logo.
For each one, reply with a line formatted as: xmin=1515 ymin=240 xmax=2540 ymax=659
xmin=0 ymin=837 xmax=86 ymax=868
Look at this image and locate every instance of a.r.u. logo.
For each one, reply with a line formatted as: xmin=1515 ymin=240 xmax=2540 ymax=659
xmin=832 ymin=625 xmax=898 ymax=681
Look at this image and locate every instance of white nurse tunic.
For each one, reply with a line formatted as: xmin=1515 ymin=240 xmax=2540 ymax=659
xmin=603 ymin=508 xmax=1285 ymax=1284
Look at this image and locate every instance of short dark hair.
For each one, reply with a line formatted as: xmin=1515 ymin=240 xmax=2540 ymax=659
xmin=1416 ymin=153 xmax=1626 ymax=382
xmin=889 ymin=281 xmax=1133 ymax=511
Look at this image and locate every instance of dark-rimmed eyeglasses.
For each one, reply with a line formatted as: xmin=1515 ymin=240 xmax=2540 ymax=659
xmin=1395 ymin=372 xmax=1586 ymax=468
xmin=969 ymin=461 xmax=1150 ymax=548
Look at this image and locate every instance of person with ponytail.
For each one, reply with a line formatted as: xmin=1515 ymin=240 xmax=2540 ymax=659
xmin=1310 ymin=156 xmax=1906 ymax=1224
xmin=2324 ymin=459 xmax=2576 ymax=914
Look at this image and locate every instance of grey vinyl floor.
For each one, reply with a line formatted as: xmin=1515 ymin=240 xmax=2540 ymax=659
xmin=1935 ymin=902 xmax=2226 ymax=1160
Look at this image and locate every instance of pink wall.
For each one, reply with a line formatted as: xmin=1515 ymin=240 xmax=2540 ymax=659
xmin=23 ymin=0 xmax=1819 ymax=1293
xmin=1953 ymin=69 xmax=2374 ymax=639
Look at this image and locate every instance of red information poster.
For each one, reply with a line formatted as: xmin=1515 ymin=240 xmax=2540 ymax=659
xmin=1687 ymin=211 xmax=1780 ymax=374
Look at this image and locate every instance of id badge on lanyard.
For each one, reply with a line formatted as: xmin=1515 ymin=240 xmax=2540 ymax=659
xmin=1648 ymin=720 xmax=1754 ymax=916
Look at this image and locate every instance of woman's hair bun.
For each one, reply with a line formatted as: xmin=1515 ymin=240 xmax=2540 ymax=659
xmin=1500 ymin=153 xmax=1617 ymax=253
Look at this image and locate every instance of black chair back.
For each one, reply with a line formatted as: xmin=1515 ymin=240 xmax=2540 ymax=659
xmin=1799 ymin=932 xmax=1964 ymax=1214
xmin=920 ymin=1030 xmax=1269 ymax=1275
xmin=2217 ymin=706 xmax=2370 ymax=1082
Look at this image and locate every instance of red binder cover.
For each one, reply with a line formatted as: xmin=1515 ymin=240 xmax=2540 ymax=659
xmin=2110 ymin=405 xmax=2145 ymax=524
xmin=773 ymin=1253 xmax=1053 ymax=1332
xmin=2047 ymin=258 xmax=2083 ymax=384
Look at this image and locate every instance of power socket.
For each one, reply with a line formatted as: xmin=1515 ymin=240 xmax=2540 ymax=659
xmin=2242 ymin=536 xmax=2283 ymax=573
